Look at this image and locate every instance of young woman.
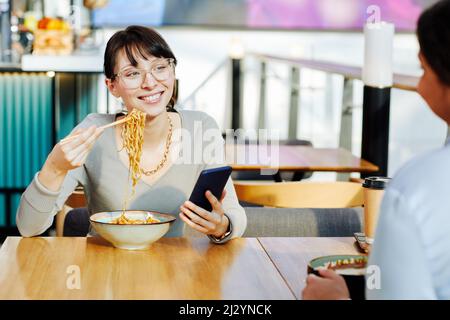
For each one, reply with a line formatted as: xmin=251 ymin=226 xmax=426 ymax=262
xmin=302 ymin=0 xmax=450 ymax=299
xmin=16 ymin=26 xmax=247 ymax=242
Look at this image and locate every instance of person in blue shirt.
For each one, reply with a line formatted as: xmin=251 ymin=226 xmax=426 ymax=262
xmin=303 ymin=0 xmax=450 ymax=300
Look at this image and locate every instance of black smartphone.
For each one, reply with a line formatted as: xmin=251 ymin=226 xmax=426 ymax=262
xmin=188 ymin=166 xmax=232 ymax=212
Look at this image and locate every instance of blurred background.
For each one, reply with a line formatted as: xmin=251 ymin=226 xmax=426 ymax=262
xmin=0 ymin=0 xmax=446 ymax=235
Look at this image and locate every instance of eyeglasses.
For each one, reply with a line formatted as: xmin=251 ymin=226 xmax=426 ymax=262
xmin=113 ymin=58 xmax=175 ymax=89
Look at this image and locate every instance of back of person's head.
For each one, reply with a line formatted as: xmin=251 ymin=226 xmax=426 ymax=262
xmin=417 ymin=0 xmax=450 ymax=86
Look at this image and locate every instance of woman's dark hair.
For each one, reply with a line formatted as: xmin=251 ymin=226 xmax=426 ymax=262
xmin=104 ymin=25 xmax=178 ymax=110
xmin=417 ymin=0 xmax=450 ymax=86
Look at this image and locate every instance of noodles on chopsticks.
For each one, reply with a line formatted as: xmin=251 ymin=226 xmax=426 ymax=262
xmin=121 ymin=108 xmax=146 ymax=192
xmin=111 ymin=108 xmax=159 ymax=225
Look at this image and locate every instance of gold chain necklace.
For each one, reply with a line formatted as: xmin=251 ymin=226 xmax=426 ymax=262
xmin=140 ymin=114 xmax=173 ymax=176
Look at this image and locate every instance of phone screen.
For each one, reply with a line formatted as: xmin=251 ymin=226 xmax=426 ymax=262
xmin=188 ymin=166 xmax=232 ymax=212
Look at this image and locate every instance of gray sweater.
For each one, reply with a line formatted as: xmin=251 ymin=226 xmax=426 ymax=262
xmin=16 ymin=109 xmax=247 ymax=240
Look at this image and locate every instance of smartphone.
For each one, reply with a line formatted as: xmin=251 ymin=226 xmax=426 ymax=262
xmin=188 ymin=166 xmax=232 ymax=212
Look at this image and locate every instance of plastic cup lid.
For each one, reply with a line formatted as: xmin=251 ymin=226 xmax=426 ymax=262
xmin=362 ymin=176 xmax=391 ymax=189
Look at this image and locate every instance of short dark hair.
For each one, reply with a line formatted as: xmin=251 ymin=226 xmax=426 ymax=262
xmin=417 ymin=0 xmax=450 ymax=86
xmin=104 ymin=26 xmax=178 ymax=109
xmin=104 ymin=25 xmax=177 ymax=79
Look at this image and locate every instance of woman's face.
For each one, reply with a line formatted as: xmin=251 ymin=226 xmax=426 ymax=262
xmin=107 ymin=49 xmax=175 ymax=118
xmin=417 ymin=52 xmax=450 ymax=124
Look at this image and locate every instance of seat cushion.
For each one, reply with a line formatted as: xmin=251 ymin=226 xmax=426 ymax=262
xmin=242 ymin=207 xmax=363 ymax=237
xmin=63 ymin=206 xmax=363 ymax=238
xmin=63 ymin=207 xmax=90 ymax=237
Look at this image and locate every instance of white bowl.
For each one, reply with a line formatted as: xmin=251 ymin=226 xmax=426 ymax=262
xmin=89 ymin=210 xmax=176 ymax=250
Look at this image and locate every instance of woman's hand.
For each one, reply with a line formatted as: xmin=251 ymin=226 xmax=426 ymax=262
xmin=38 ymin=126 xmax=104 ymax=191
xmin=302 ymin=269 xmax=350 ymax=300
xmin=179 ymin=190 xmax=229 ymax=238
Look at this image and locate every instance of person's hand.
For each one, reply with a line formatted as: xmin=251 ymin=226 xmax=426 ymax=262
xmin=302 ymin=269 xmax=351 ymax=300
xmin=49 ymin=125 xmax=104 ymax=172
xmin=39 ymin=126 xmax=104 ymax=191
xmin=179 ymin=190 xmax=229 ymax=238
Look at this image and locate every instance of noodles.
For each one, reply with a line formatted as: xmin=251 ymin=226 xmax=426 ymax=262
xmin=111 ymin=108 xmax=157 ymax=225
xmin=112 ymin=213 xmax=160 ymax=225
xmin=121 ymin=108 xmax=146 ymax=193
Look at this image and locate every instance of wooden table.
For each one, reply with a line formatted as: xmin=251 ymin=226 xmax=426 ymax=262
xmin=225 ymin=144 xmax=378 ymax=173
xmin=0 ymin=236 xmax=359 ymax=300
xmin=258 ymin=237 xmax=359 ymax=299
xmin=0 ymin=236 xmax=295 ymax=300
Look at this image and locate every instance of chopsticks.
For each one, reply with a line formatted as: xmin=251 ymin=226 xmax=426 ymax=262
xmin=59 ymin=116 xmax=129 ymax=145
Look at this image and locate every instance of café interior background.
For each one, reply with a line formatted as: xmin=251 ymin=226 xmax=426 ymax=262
xmin=0 ymin=0 xmax=447 ymax=227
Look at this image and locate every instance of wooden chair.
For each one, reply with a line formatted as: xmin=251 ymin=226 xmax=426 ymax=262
xmin=55 ymin=188 xmax=87 ymax=236
xmin=233 ymin=181 xmax=364 ymax=208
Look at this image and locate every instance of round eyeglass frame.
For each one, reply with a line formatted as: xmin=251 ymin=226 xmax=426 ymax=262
xmin=113 ymin=58 xmax=175 ymax=88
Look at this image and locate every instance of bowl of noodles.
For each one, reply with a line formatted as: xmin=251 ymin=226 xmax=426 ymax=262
xmin=89 ymin=210 xmax=176 ymax=250
xmin=90 ymin=109 xmax=176 ymax=250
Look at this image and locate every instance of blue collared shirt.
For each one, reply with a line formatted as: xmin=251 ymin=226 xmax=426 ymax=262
xmin=366 ymin=138 xmax=450 ymax=299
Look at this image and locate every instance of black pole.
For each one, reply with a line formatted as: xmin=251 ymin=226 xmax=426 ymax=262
xmin=231 ymin=58 xmax=242 ymax=130
xmin=361 ymin=85 xmax=391 ymax=178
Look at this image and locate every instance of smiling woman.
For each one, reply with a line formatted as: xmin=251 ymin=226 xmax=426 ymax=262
xmin=16 ymin=26 xmax=247 ymax=243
